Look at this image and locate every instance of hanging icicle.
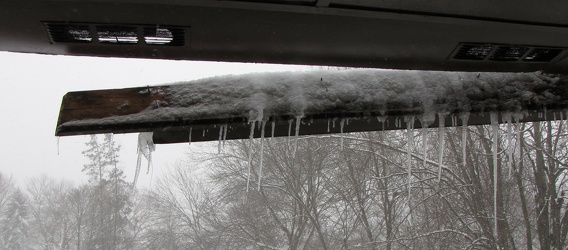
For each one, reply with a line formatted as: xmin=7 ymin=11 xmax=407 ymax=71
xmin=258 ymin=120 xmax=266 ymax=191
xmin=139 ymin=132 xmax=155 ymax=174
xmin=437 ymin=113 xmax=445 ymax=183
xmin=406 ymin=116 xmax=414 ymax=207
xmin=421 ymin=113 xmax=435 ymax=167
xmin=271 ymin=120 xmax=275 ymax=142
xmin=287 ymin=119 xmax=293 ymax=144
xmin=504 ymin=114 xmax=513 ymax=178
xmin=422 ymin=126 xmax=428 ymax=167
xmin=188 ymin=126 xmax=192 ymax=145
xmin=246 ymin=121 xmax=256 ymax=192
xmin=340 ymin=118 xmax=345 ymax=151
xmin=223 ymin=125 xmax=228 ymax=147
xmin=490 ymin=111 xmax=499 ymax=238
xmin=133 ymin=132 xmax=155 ymax=187
xmin=218 ymin=125 xmax=227 ymax=154
xmin=377 ymin=115 xmax=387 ymax=131
xmin=566 ymin=111 xmax=568 ymax=136
xmin=460 ymin=112 xmax=470 ymax=167
xmin=292 ymin=116 xmax=302 ymax=158
xmin=56 ymin=136 xmax=60 ymax=155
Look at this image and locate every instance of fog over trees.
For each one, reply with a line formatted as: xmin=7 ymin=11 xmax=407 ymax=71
xmin=1 ymin=121 xmax=568 ymax=249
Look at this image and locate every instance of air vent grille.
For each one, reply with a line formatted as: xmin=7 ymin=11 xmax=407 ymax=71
xmin=143 ymin=26 xmax=185 ymax=46
xmin=96 ymin=25 xmax=138 ymax=44
xmin=454 ymin=44 xmax=494 ymax=60
xmin=46 ymin=23 xmax=92 ymax=43
xmin=452 ymin=43 xmax=565 ymax=63
xmin=490 ymin=46 xmax=529 ymax=61
xmin=523 ymin=48 xmax=564 ymax=62
xmin=44 ymin=22 xmax=187 ymax=46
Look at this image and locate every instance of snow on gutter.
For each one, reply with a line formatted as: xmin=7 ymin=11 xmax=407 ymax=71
xmin=56 ymin=69 xmax=568 ymax=143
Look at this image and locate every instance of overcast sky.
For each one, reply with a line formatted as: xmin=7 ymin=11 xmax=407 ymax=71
xmin=0 ymin=51 xmax=307 ymax=188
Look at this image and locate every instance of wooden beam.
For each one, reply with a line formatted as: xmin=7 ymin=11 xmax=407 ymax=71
xmin=55 ymin=71 xmax=568 ymax=144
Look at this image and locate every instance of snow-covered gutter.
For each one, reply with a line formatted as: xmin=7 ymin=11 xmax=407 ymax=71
xmin=56 ymin=69 xmax=568 ymax=144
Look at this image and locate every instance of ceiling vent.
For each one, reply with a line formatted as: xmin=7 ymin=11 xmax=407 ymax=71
xmin=453 ymin=44 xmax=494 ymax=60
xmin=490 ymin=46 xmax=529 ymax=61
xmin=523 ymin=48 xmax=564 ymax=62
xmin=451 ymin=43 xmax=566 ymax=63
xmin=96 ymin=25 xmax=138 ymax=44
xmin=143 ymin=26 xmax=185 ymax=46
xmin=45 ymin=23 xmax=92 ymax=43
xmin=45 ymin=22 xmax=187 ymax=46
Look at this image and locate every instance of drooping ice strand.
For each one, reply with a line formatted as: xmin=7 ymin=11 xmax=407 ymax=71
xmin=420 ymin=113 xmax=435 ymax=167
xmin=218 ymin=125 xmax=225 ymax=154
xmin=340 ymin=118 xmax=345 ymax=151
xmin=490 ymin=111 xmax=499 ymax=238
xmin=287 ymin=119 xmax=293 ymax=144
xmin=460 ymin=112 xmax=470 ymax=167
xmin=406 ymin=116 xmax=414 ymax=207
xmin=292 ymin=116 xmax=302 ymax=158
xmin=258 ymin=120 xmax=266 ymax=191
xmin=133 ymin=132 xmax=155 ymax=187
xmin=56 ymin=136 xmax=60 ymax=155
xmin=246 ymin=121 xmax=256 ymax=192
xmin=188 ymin=126 xmax=192 ymax=145
xmin=504 ymin=114 xmax=513 ymax=178
xmin=271 ymin=120 xmax=275 ymax=141
xmin=437 ymin=113 xmax=445 ymax=183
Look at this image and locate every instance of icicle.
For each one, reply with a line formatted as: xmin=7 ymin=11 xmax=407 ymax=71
xmin=406 ymin=116 xmax=414 ymax=203
xmin=461 ymin=112 xmax=470 ymax=167
xmin=292 ymin=116 xmax=302 ymax=158
xmin=202 ymin=129 xmax=206 ymax=137
xmin=451 ymin=116 xmax=455 ymax=127
xmin=422 ymin=126 xmax=428 ymax=167
xmin=135 ymin=133 xmax=155 ymax=182
xmin=56 ymin=136 xmax=60 ymax=155
xmin=566 ymin=111 xmax=568 ymax=136
xmin=327 ymin=118 xmax=330 ymax=132
xmin=218 ymin=126 xmax=222 ymax=154
xmin=218 ymin=125 xmax=226 ymax=154
xmin=246 ymin=121 xmax=256 ymax=192
xmin=133 ymin=152 xmax=141 ymax=188
xmin=490 ymin=111 xmax=499 ymax=237
xmin=223 ymin=125 xmax=228 ymax=148
xmin=332 ymin=117 xmax=337 ymax=128
xmin=188 ymin=127 xmax=192 ymax=145
xmin=287 ymin=119 xmax=293 ymax=144
xmin=258 ymin=121 xmax=266 ymax=191
xmin=271 ymin=120 xmax=275 ymax=141
xmin=437 ymin=113 xmax=445 ymax=183
xmin=516 ymin=118 xmax=521 ymax=174
xmin=377 ymin=116 xmax=387 ymax=131
xmin=564 ymin=111 xmax=568 ymax=136
xmin=505 ymin=115 xmax=513 ymax=178
xmin=340 ymin=118 xmax=345 ymax=151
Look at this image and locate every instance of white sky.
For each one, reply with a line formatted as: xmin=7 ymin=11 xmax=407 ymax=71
xmin=0 ymin=51 xmax=307 ymax=188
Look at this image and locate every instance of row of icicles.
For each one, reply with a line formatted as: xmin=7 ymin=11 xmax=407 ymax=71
xmin=134 ymin=109 xmax=562 ymax=238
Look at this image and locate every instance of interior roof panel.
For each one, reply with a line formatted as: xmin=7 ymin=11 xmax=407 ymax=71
xmin=1 ymin=0 xmax=568 ymax=73
xmin=331 ymin=0 xmax=568 ymax=26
